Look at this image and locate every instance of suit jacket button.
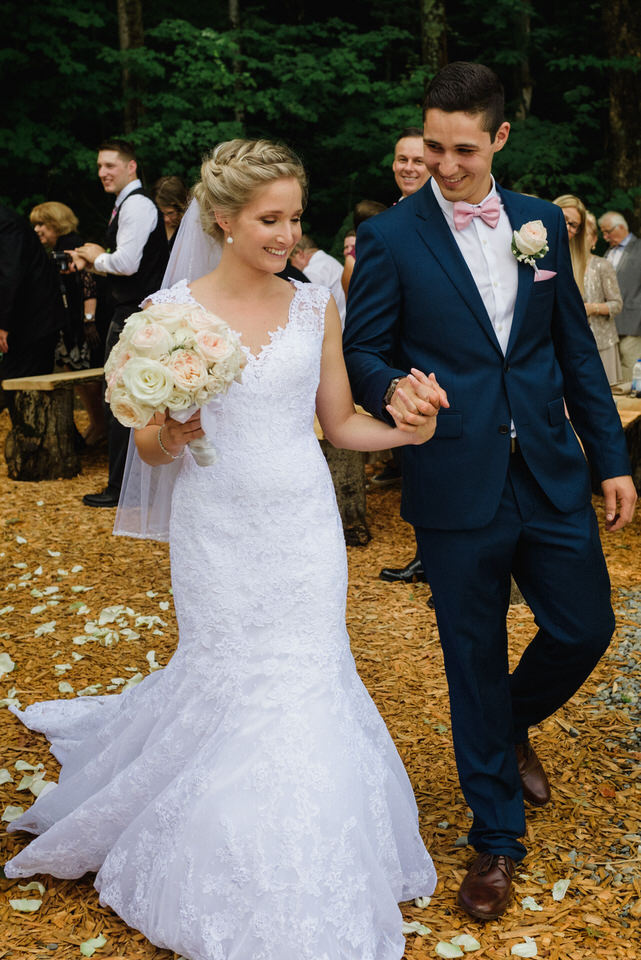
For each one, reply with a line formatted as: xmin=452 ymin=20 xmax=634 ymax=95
xmin=504 ymin=362 xmax=510 ymax=372
xmin=499 ymin=424 xmax=510 ymax=434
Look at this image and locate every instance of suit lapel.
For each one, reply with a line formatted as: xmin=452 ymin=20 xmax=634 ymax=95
xmin=499 ymin=186 xmax=534 ymax=354
xmin=414 ymin=185 xmax=503 ymax=355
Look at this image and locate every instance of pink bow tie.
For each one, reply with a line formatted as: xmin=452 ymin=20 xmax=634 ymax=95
xmin=453 ymin=196 xmax=501 ymax=231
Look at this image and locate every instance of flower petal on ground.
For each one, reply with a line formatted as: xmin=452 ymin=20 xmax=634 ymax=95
xmin=436 ymin=943 xmax=464 ymax=958
xmin=521 ymin=896 xmax=543 ymax=911
xmin=79 ymin=934 xmax=107 ymax=957
xmin=552 ymin=878 xmax=570 ymax=901
xmin=511 ymin=937 xmax=538 ymax=957
xmin=9 ymin=898 xmax=42 ymax=912
xmin=0 ymin=652 xmax=15 ymax=676
xmin=451 ymin=934 xmax=481 ymax=951
xmin=2 ymin=804 xmax=25 ymax=822
xmin=402 ymin=921 xmax=432 ymax=936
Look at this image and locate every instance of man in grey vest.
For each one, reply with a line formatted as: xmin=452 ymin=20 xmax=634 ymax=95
xmin=598 ymin=211 xmax=641 ymax=382
xmin=71 ymin=139 xmax=168 ymax=507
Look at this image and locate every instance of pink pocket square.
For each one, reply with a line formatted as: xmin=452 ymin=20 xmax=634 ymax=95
xmin=534 ymin=269 xmax=557 ymax=282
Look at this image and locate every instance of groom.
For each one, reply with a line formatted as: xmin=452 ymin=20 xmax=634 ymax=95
xmin=343 ymin=62 xmax=636 ymax=920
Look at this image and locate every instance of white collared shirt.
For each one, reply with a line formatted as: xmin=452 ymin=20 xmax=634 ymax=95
xmin=605 ymin=231 xmax=632 ymax=270
xmin=303 ymin=249 xmax=346 ymax=326
xmin=94 ymin=179 xmax=159 ymax=276
xmin=431 ymin=176 xmax=518 ymax=356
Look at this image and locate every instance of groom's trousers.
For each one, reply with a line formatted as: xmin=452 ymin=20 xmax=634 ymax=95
xmin=414 ymin=442 xmax=614 ymax=861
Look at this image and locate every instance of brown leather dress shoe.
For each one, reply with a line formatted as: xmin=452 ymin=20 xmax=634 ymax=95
xmin=457 ymin=853 xmax=515 ymax=920
xmin=515 ymin=740 xmax=551 ymax=806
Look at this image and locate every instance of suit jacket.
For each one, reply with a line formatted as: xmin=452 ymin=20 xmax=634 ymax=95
xmin=343 ymin=182 xmax=630 ymax=530
xmin=0 ymin=204 xmax=64 ymax=347
xmin=610 ymin=234 xmax=641 ymax=336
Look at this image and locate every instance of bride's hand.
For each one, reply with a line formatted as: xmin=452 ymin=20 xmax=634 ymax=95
xmin=160 ymin=410 xmax=204 ymax=456
xmin=386 ymin=369 xmax=448 ymax=444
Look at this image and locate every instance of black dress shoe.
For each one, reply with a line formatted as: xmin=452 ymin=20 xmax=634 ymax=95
xmin=369 ymin=463 xmax=402 ymax=488
xmin=379 ymin=555 xmax=427 ymax=583
xmin=82 ymin=487 xmax=120 ymax=508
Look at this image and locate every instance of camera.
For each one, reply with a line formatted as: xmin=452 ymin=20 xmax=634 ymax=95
xmin=51 ymin=251 xmax=72 ymax=272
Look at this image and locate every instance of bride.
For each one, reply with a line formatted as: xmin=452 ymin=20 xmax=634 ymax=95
xmin=5 ymin=139 xmax=444 ymax=960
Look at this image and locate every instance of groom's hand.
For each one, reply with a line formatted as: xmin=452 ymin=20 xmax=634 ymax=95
xmin=601 ymin=475 xmax=637 ymax=531
xmin=388 ymin=368 xmax=449 ymax=425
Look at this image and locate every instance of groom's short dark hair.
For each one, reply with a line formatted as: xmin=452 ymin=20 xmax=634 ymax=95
xmin=423 ymin=62 xmax=505 ymax=141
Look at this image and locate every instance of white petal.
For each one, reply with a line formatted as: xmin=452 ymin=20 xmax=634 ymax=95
xmin=9 ymin=898 xmax=42 ymax=912
xmin=552 ymin=879 xmax=570 ymax=901
xmin=511 ymin=938 xmax=538 ymax=957
xmin=436 ymin=943 xmax=464 ymax=958
xmin=79 ymin=934 xmax=107 ymax=957
xmin=58 ymin=681 xmax=75 ymax=694
xmin=0 ymin=605 xmax=15 ymax=616
xmin=414 ymin=896 xmax=431 ymax=908
xmin=402 ymin=921 xmax=432 ymax=936
xmin=0 ymin=768 xmax=13 ymax=785
xmin=18 ymin=881 xmax=45 ymax=895
xmin=451 ymin=934 xmax=481 ymax=951
xmin=47 ymin=549 xmax=61 ymax=556
xmin=521 ymin=896 xmax=543 ymax=911
xmin=0 ymin=652 xmax=16 ymax=677
xmin=2 ymin=804 xmax=25 ymax=822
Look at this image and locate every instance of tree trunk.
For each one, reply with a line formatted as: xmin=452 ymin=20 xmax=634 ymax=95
xmin=117 ymin=0 xmax=144 ymax=134
xmin=512 ymin=6 xmax=533 ymax=120
xmin=603 ymin=1 xmax=641 ymax=231
xmin=319 ymin=441 xmax=370 ymax=546
xmin=420 ymin=0 xmax=447 ymax=72
xmin=229 ymin=0 xmax=244 ymax=127
xmin=4 ymin=389 xmax=80 ymax=481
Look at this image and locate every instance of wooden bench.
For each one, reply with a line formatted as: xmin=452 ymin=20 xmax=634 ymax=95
xmin=1 ymin=368 xmax=104 ymax=481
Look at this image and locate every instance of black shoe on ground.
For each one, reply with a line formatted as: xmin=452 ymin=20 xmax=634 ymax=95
xmin=369 ymin=463 xmax=402 ymax=488
xmin=82 ymin=487 xmax=120 ymax=508
xmin=379 ymin=555 xmax=427 ymax=583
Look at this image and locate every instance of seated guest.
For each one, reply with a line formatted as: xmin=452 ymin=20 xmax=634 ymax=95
xmin=553 ymin=196 xmax=622 ymax=385
xmin=290 ymin=235 xmax=346 ymax=326
xmin=30 ymin=201 xmax=106 ymax=445
xmin=153 ymin=176 xmax=189 ymax=251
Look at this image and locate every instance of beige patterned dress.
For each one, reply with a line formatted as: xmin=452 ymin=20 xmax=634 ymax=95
xmin=584 ymin=255 xmax=623 ymax=384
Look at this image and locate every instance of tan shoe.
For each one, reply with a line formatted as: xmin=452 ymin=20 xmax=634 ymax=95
xmin=457 ymin=853 xmax=515 ymax=920
xmin=515 ymin=740 xmax=551 ymax=806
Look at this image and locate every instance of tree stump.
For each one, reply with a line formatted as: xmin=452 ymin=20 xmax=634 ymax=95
xmin=319 ymin=440 xmax=370 ymax=546
xmin=4 ymin=388 xmax=80 ymax=481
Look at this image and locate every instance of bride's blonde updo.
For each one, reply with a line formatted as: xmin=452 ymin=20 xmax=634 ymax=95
xmin=194 ymin=139 xmax=308 ymax=242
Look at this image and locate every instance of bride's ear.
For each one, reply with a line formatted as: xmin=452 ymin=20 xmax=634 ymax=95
xmin=214 ymin=210 xmax=230 ymax=234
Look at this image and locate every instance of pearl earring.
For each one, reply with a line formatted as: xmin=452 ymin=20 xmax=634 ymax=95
xmin=226 ymin=235 xmax=234 ymax=245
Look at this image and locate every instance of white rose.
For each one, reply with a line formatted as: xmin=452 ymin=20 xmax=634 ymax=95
xmin=513 ymin=220 xmax=548 ymax=257
xmin=108 ymin=384 xmax=154 ymax=429
xmin=195 ymin=330 xmax=236 ymax=365
xmin=121 ymin=356 xmax=175 ymax=408
xmin=189 ymin=308 xmax=229 ymax=333
xmin=119 ymin=311 xmax=148 ymax=341
xmin=128 ymin=321 xmax=173 ymax=359
xmin=143 ymin=302 xmax=195 ymax=334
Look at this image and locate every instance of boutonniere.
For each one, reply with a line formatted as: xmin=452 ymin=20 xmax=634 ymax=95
xmin=512 ymin=220 xmax=557 ymax=282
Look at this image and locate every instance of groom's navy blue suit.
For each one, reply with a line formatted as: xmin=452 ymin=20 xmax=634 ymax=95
xmin=343 ymin=181 xmax=630 ymax=859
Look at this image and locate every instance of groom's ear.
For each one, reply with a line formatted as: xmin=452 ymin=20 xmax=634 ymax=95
xmin=492 ymin=122 xmax=511 ymax=155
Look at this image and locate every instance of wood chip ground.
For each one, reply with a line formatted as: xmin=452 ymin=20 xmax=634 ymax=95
xmin=0 ymin=409 xmax=639 ymax=959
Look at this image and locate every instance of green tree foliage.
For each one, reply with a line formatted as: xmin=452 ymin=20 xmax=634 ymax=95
xmin=1 ymin=0 xmax=639 ymax=243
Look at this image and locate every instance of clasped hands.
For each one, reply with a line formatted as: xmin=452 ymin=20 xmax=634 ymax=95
xmin=386 ymin=368 xmax=449 ymax=444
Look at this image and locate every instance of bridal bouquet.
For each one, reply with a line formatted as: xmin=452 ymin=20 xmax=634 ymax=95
xmin=105 ymin=302 xmax=246 ymax=466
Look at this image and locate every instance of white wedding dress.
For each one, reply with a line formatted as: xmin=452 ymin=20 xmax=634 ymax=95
xmin=5 ymin=280 xmax=436 ymax=960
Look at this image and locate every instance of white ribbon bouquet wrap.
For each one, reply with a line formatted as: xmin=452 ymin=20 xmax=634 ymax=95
xmin=105 ymin=302 xmax=246 ymax=466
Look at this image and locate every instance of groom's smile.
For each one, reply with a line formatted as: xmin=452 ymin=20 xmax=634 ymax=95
xmin=423 ymin=109 xmax=510 ymax=205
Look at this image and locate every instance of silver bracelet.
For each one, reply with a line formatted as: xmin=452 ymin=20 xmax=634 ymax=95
xmin=158 ymin=425 xmax=185 ymax=461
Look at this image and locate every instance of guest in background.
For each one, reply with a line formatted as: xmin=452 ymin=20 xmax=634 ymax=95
xmin=341 ymin=230 xmax=356 ymax=298
xmin=290 ymin=235 xmax=346 ymax=326
xmin=0 ymin=205 xmax=63 ymax=424
xmin=585 ymin=210 xmax=623 ymax=384
xmin=341 ymin=201 xmax=386 ymax=298
xmin=553 ymin=196 xmax=622 ymax=385
xmin=392 ymin=127 xmax=429 ymax=199
xmin=70 ymin=138 xmax=168 ymax=508
xmin=30 ymin=201 xmax=106 ymax=444
xmin=598 ymin=210 xmax=641 ymax=382
xmin=153 ymin=176 xmax=189 ymax=251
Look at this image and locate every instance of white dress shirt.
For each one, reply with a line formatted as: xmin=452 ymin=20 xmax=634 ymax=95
xmin=431 ymin=176 xmax=518 ymax=356
xmin=94 ymin=179 xmax=159 ymax=276
xmin=605 ymin=231 xmax=632 ymax=270
xmin=303 ymin=249 xmax=346 ymax=327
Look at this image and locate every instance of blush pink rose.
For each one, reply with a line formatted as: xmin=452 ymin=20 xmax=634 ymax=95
xmin=166 ymin=349 xmax=209 ymax=392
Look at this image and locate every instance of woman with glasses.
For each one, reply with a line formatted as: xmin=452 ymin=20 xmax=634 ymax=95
xmin=553 ymin=195 xmax=622 ymax=384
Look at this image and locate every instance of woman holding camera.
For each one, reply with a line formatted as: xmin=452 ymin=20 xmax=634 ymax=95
xmin=30 ymin=202 xmax=106 ymax=445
